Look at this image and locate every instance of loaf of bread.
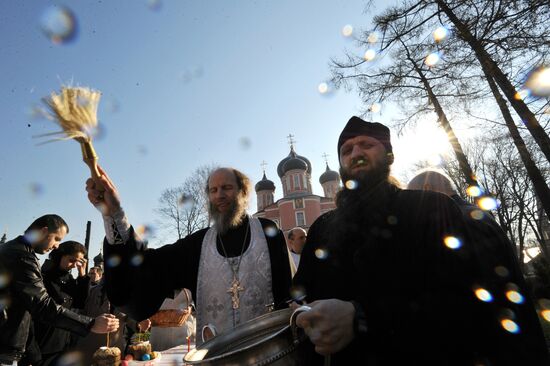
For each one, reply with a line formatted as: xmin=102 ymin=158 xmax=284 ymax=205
xmin=92 ymin=346 xmax=121 ymax=366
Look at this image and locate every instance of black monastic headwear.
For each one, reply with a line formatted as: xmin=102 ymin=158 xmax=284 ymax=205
xmin=337 ymin=116 xmax=393 ymax=159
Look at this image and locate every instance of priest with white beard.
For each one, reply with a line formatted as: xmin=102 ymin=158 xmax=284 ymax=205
xmin=85 ymin=167 xmax=292 ymax=344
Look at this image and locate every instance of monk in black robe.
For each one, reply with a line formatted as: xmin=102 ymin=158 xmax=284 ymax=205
xmin=86 ymin=167 xmax=292 ymax=343
xmin=293 ymin=117 xmax=549 ymax=365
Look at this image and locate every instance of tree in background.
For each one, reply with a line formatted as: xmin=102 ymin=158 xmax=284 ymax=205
xmin=331 ymin=0 xmax=550 ymax=221
xmin=156 ymin=164 xmax=215 ymax=241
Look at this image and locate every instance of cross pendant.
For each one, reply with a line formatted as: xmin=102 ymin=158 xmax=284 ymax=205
xmin=227 ymin=278 xmax=244 ymax=309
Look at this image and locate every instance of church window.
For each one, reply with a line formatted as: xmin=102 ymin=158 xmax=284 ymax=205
xmin=286 ymin=176 xmax=291 ymax=192
xmin=295 ymin=198 xmax=304 ymax=209
xmin=303 ymin=174 xmax=307 ymax=188
xmin=296 ymin=212 xmax=305 ymax=226
xmin=294 ymin=174 xmax=301 ymax=189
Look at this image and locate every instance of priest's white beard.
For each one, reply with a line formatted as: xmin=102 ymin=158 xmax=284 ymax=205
xmin=209 ymin=194 xmax=248 ymax=234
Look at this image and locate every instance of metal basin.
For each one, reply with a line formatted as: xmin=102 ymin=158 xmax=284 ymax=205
xmin=184 ymin=308 xmax=308 ymax=366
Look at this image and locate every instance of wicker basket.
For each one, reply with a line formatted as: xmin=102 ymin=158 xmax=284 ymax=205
xmin=149 ymin=289 xmax=192 ymax=328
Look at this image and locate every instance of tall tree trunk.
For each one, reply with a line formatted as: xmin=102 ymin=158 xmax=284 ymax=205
xmin=483 ymin=69 xmax=550 ymax=244
xmin=435 ymin=0 xmax=550 ymax=164
xmin=405 ymin=48 xmax=479 ymax=188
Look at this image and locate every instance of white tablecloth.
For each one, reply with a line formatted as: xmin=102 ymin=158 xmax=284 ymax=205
xmin=128 ymin=344 xmax=195 ymax=366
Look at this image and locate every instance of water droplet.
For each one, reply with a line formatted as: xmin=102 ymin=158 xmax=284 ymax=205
xmin=57 ymin=350 xmax=84 ymax=366
xmin=466 ymin=185 xmax=482 ymax=197
xmin=136 ymin=224 xmax=155 ymax=240
xmin=290 ymin=286 xmax=306 ymax=302
xmin=0 ymin=274 xmax=10 ymax=289
xmin=106 ymin=99 xmax=121 ymax=114
xmin=342 ymin=24 xmax=353 ymax=37
xmin=318 ymin=82 xmax=330 ymax=95
xmin=130 ymin=253 xmax=144 ymax=267
xmin=345 ymin=180 xmax=358 ymax=190
xmin=370 ymin=102 xmax=382 ymax=113
xmin=443 ymin=236 xmax=461 ymax=249
xmin=147 ymin=0 xmax=163 ymax=11
xmin=524 ymin=66 xmax=550 ymax=97
xmin=506 ymin=290 xmax=524 ymax=304
xmin=367 ymin=32 xmax=379 ymax=44
xmin=425 ymin=52 xmax=440 ymax=67
xmin=137 ymin=145 xmax=148 ymax=156
xmin=364 ymin=49 xmax=377 ymax=61
xmin=470 ymin=210 xmax=485 ymax=220
xmin=541 ymin=309 xmax=550 ymax=322
xmin=474 ymin=287 xmax=493 ymax=302
xmin=478 ymin=197 xmax=498 ymax=211
xmin=178 ymin=194 xmax=196 ymax=210
xmin=433 ymin=26 xmax=449 ymax=42
xmin=264 ymin=226 xmax=278 ymax=238
xmin=315 ymin=247 xmax=329 ymax=260
xmin=106 ymin=254 xmax=121 ymax=268
xmin=501 ymin=319 xmax=520 ymax=333
xmin=239 ymin=137 xmax=252 ymax=150
xmin=40 ymin=5 xmax=78 ymax=45
xmin=514 ymin=89 xmax=530 ymax=100
xmin=29 ymin=182 xmax=44 ymax=198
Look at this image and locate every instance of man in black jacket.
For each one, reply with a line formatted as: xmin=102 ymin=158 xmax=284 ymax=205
xmin=0 ymin=214 xmax=119 ymax=366
xmin=293 ymin=117 xmax=549 ymax=365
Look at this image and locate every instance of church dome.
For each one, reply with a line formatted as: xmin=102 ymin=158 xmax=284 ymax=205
xmin=277 ymin=148 xmax=312 ymax=177
xmin=283 ymin=156 xmax=308 ymax=173
xmin=255 ymin=173 xmax=276 ymax=192
xmin=319 ymin=163 xmax=340 ymax=184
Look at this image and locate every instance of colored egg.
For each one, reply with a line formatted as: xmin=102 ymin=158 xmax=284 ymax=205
xmin=142 ymin=354 xmax=151 ymax=361
xmin=124 ymin=354 xmax=134 ymax=361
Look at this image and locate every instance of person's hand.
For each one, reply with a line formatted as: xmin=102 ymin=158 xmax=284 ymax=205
xmin=91 ymin=313 xmax=119 ymax=334
xmin=138 ymin=318 xmax=151 ymax=332
xmin=295 ymin=299 xmax=355 ymax=356
xmin=85 ymin=165 xmax=122 ymax=216
xmin=76 ymin=257 xmax=87 ymax=277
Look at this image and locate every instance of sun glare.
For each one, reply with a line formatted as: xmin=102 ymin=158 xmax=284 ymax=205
xmin=395 ymin=121 xmax=451 ymax=168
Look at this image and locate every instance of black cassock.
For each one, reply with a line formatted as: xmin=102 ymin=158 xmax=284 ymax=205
xmin=103 ymin=216 xmax=292 ymax=322
xmin=294 ymin=188 xmax=549 ymax=366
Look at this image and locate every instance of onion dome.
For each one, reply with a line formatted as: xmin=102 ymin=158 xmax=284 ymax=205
xmin=255 ymin=173 xmax=276 ymax=192
xmin=277 ymin=147 xmax=312 ymax=177
xmin=93 ymin=251 xmax=104 ymax=267
xmin=319 ymin=163 xmax=340 ymax=184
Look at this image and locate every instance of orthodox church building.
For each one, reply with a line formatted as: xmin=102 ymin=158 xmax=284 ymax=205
xmin=253 ymin=138 xmax=340 ymax=234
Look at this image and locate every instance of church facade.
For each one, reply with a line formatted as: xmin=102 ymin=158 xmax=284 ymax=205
xmin=253 ymin=143 xmax=340 ymax=235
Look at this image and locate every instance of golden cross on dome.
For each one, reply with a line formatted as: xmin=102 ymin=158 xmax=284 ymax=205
xmin=260 ymin=160 xmax=268 ymax=174
xmin=286 ymin=134 xmax=296 ymax=149
xmin=322 ymin=152 xmax=330 ymax=164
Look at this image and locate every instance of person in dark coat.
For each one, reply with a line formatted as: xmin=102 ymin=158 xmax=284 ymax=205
xmin=293 ymin=117 xmax=549 ymax=365
xmin=0 ymin=214 xmax=119 ymax=366
xmin=85 ymin=167 xmax=292 ymax=344
xmin=34 ymin=241 xmax=90 ymax=366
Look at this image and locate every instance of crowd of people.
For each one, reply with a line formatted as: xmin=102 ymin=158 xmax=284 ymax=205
xmin=1 ymin=116 xmax=549 ymax=365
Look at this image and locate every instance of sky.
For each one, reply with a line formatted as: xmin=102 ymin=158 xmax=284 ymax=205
xmin=0 ymin=0 xmax=467 ymax=258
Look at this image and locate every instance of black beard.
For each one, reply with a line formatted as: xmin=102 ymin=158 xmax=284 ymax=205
xmin=327 ymin=161 xmax=395 ymax=256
